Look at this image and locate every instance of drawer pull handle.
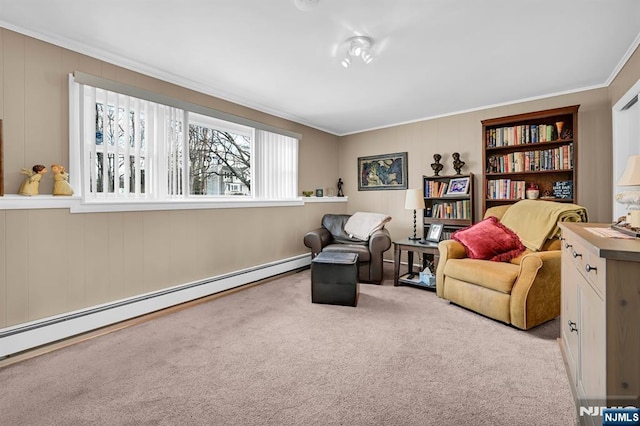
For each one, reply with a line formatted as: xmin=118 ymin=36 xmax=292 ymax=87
xmin=559 ymin=237 xmax=566 ymax=241
xmin=568 ymin=320 xmax=578 ymax=333
xmin=585 ymin=264 xmax=597 ymax=273
xmin=572 ymin=251 xmax=582 ymax=258
xmin=564 ymin=242 xmax=573 ymax=249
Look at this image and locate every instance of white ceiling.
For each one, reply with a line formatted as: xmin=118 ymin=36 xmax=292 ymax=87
xmin=1 ymin=0 xmax=640 ymax=135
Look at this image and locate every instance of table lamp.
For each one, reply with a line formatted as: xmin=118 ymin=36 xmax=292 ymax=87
xmin=405 ymin=188 xmax=425 ymax=240
xmin=615 ymin=154 xmax=640 ymax=228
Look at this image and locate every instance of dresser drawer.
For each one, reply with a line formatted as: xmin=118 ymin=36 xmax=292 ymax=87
xmin=561 ymin=229 xmax=605 ymax=297
xmin=584 ymin=250 xmax=606 ymax=296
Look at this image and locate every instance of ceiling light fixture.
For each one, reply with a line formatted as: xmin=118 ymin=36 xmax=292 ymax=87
xmin=341 ymin=36 xmax=374 ymax=68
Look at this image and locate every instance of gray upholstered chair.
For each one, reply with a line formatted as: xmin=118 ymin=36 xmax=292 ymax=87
xmin=303 ymin=213 xmax=392 ymax=284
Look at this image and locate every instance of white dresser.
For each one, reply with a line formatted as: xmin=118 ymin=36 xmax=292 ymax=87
xmin=559 ymin=223 xmax=640 ymax=426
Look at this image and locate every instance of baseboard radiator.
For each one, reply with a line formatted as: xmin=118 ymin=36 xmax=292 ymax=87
xmin=0 ymin=254 xmax=311 ymax=359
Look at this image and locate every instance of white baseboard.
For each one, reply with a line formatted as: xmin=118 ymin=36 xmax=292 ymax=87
xmin=0 ymin=254 xmax=311 ymax=359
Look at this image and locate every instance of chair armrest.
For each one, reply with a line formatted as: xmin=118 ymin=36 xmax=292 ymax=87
xmin=510 ymin=250 xmax=561 ymax=330
xmin=303 ymin=228 xmax=332 ymax=257
xmin=369 ymin=228 xmax=391 ymax=255
xmin=436 ymin=239 xmax=467 ymax=298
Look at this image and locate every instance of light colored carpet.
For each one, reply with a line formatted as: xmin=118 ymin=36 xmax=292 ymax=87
xmin=0 ymin=263 xmax=577 ymax=425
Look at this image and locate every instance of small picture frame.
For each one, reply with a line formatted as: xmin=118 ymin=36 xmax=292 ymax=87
xmin=315 ymin=188 xmax=323 ymax=197
xmin=445 ymin=176 xmax=470 ymax=196
xmin=426 ymin=223 xmax=444 ymax=242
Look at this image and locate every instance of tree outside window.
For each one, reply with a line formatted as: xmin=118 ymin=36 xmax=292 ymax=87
xmin=188 ymin=124 xmax=251 ymax=196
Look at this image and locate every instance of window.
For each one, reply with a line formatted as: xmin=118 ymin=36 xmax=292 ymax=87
xmin=188 ymin=113 xmax=252 ymax=196
xmin=69 ymin=73 xmax=299 ymax=208
xmin=91 ymin=89 xmax=152 ymax=197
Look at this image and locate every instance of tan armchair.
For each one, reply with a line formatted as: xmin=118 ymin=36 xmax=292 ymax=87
xmin=304 ymin=213 xmax=391 ymax=284
xmin=436 ymin=200 xmax=588 ymax=330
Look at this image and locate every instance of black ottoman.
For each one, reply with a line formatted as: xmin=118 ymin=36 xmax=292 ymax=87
xmin=311 ymin=252 xmax=359 ymax=307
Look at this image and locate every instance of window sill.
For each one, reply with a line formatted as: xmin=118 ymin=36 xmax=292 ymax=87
xmin=0 ymin=194 xmax=82 ymax=210
xmin=0 ymin=194 xmax=348 ymax=212
xmin=302 ymin=196 xmax=348 ymax=203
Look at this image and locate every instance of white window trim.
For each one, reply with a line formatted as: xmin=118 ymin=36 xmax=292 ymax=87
xmin=67 ymin=72 xmax=304 ymax=212
xmin=0 ymin=194 xmax=348 ymax=212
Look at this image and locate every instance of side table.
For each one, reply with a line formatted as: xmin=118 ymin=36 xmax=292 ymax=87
xmin=393 ymin=239 xmax=440 ymax=290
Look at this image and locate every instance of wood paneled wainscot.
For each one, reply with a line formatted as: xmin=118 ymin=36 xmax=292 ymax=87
xmin=559 ymin=223 xmax=640 ymax=426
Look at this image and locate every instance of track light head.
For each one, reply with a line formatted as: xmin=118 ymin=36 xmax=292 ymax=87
xmin=341 ymin=35 xmax=374 ymax=68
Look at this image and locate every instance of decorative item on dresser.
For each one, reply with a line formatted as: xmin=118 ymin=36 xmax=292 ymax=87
xmin=614 ymin=154 xmax=640 ymax=228
xmin=481 ymin=105 xmax=579 ymax=215
xmin=559 ymin=222 xmax=640 ymax=426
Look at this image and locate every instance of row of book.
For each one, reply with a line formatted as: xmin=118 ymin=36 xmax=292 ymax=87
xmin=426 ymin=200 xmax=471 ymax=219
xmin=486 ymin=179 xmax=526 ymax=200
xmin=441 ymin=229 xmax=456 ymax=240
xmin=486 ymin=144 xmax=573 ymax=173
xmin=486 ymin=124 xmax=564 ymax=147
xmin=425 ymin=180 xmax=448 ymax=198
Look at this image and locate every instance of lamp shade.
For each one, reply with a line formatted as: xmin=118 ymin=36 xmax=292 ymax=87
xmin=404 ymin=188 xmax=425 ymax=210
xmin=617 ymin=155 xmax=640 ymax=186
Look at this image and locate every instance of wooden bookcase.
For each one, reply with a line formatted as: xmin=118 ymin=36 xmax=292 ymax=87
xmin=481 ymin=105 xmax=579 ymax=214
xmin=423 ymin=173 xmax=474 ymax=240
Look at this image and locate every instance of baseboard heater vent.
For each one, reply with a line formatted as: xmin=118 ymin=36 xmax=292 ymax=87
xmin=0 ymin=254 xmax=311 ymax=359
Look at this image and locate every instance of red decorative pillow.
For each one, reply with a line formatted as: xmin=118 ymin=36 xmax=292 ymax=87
xmin=452 ymin=216 xmax=525 ymax=262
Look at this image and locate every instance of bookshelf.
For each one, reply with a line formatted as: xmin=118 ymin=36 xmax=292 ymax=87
xmin=481 ymin=105 xmax=579 ymax=214
xmin=423 ymin=173 xmax=475 ymax=240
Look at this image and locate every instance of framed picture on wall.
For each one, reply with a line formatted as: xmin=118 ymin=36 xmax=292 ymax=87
xmin=357 ymin=152 xmax=408 ymax=191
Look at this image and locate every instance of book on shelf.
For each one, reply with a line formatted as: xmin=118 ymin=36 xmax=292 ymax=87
xmin=429 ymin=200 xmax=471 ymax=219
xmin=486 ymin=179 xmax=526 ymax=200
xmin=486 ymin=124 xmax=562 ymax=147
xmin=486 ymin=144 xmax=573 ymax=173
xmin=425 ymin=180 xmax=448 ymax=198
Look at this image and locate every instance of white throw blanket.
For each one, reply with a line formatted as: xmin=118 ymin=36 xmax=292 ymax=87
xmin=344 ymin=212 xmax=392 ymax=241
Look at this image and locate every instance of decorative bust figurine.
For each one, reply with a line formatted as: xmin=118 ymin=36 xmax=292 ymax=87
xmin=452 ymin=152 xmax=465 ymax=175
xmin=18 ymin=164 xmax=47 ymax=196
xmin=51 ymin=164 xmax=74 ymax=196
xmin=431 ymin=154 xmax=443 ymax=176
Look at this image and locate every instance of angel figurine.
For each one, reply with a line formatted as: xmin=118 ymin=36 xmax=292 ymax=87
xmin=51 ymin=164 xmax=74 ymax=196
xmin=18 ymin=164 xmax=47 ymax=196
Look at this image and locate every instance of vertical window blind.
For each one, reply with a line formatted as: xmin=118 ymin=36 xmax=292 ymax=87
xmin=70 ymin=72 xmax=300 ymax=204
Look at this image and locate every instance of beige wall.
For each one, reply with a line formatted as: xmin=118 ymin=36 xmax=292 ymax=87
xmin=608 ymin=45 xmax=640 ymax=108
xmin=0 ymin=28 xmax=345 ymax=328
xmin=340 ymin=44 xmax=640 ymax=241
xmin=341 ymin=89 xmax=613 ymax=245
xmin=2 ymin=26 xmax=640 ymax=330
